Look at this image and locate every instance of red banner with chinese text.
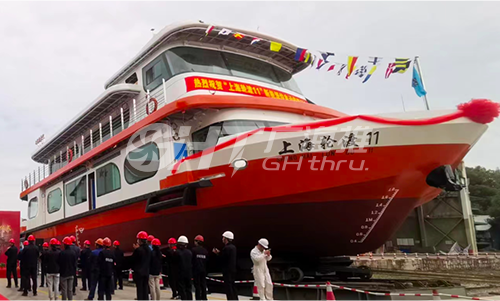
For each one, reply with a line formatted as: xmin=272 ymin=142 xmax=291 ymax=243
xmin=185 ymin=76 xmax=306 ymax=103
xmin=0 ymin=211 xmax=20 ymax=277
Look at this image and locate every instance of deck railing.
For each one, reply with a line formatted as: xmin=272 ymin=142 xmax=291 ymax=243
xmin=22 ymin=79 xmax=170 ymax=193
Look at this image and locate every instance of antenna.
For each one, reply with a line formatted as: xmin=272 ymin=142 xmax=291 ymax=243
xmin=151 ymin=28 xmax=155 ymax=36
xmin=401 ymin=94 xmax=406 ymax=112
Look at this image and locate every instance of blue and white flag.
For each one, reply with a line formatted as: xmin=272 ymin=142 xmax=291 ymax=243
xmin=412 ymin=65 xmax=427 ymax=97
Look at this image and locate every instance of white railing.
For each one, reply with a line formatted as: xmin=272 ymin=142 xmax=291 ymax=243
xmin=22 ymin=80 xmax=169 ymax=193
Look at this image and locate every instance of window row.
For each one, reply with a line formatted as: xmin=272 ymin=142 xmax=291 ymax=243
xmin=143 ymin=47 xmax=301 ymax=94
xmin=28 ymin=142 xmax=160 ymax=219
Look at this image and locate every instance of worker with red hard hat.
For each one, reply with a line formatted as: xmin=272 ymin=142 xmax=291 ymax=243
xmin=149 ymin=238 xmax=162 ymax=300
xmin=97 ymin=237 xmax=115 ymax=300
xmin=4 ymin=238 xmax=18 ymax=288
xmin=147 ymin=235 xmax=155 ymax=251
xmin=164 ymin=237 xmax=179 ymax=299
xmin=46 ymin=238 xmax=61 ymax=301
xmin=132 ymin=231 xmax=151 ymax=301
xmin=192 ymin=235 xmax=208 ymax=300
xmin=87 ymin=238 xmax=104 ymax=300
xmin=40 ymin=242 xmax=50 ymax=288
xmin=69 ymin=235 xmax=80 ymax=296
xmin=58 ymin=237 xmax=77 ymax=300
xmin=21 ymin=234 xmax=39 ymax=297
xmin=80 ymin=240 xmax=92 ymax=291
xmin=113 ymin=240 xmax=124 ymax=291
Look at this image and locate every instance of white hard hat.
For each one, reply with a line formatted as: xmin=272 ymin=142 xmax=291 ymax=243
xmin=258 ymin=238 xmax=269 ymax=249
xmin=222 ymin=231 xmax=234 ymax=240
xmin=177 ymin=235 xmax=188 ymax=244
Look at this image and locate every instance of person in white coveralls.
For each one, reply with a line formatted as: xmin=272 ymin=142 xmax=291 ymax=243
xmin=250 ymin=238 xmax=273 ymax=300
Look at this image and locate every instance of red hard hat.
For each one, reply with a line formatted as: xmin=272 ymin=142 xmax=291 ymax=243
xmin=147 ymin=235 xmax=155 ymax=242
xmin=84 ymin=240 xmax=90 ymax=245
xmin=103 ymin=237 xmax=112 ymax=247
xmin=23 ymin=241 xmax=29 ymax=246
xmin=50 ymin=238 xmax=58 ymax=245
xmin=9 ymin=238 xmax=15 ymax=243
xmin=56 ymin=240 xmax=61 ymax=246
xmin=96 ymin=238 xmax=104 ymax=246
xmin=168 ymin=238 xmax=177 ymax=244
xmin=43 ymin=242 xmax=49 ymax=247
xmin=28 ymin=235 xmax=35 ymax=241
xmin=70 ymin=236 xmax=76 ymax=242
xmin=152 ymin=238 xmax=161 ymax=246
xmin=113 ymin=240 xmax=120 ymax=246
xmin=137 ymin=231 xmax=148 ymax=239
xmin=63 ymin=236 xmax=72 ymax=245
xmin=194 ymin=235 xmax=204 ymax=242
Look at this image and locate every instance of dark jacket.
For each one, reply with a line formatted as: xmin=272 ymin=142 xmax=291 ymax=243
xmin=220 ymin=243 xmax=237 ymax=274
xmin=40 ymin=249 xmax=49 ymax=269
xmin=46 ymin=247 xmax=61 ymax=274
xmin=165 ymin=248 xmax=179 ymax=276
xmin=18 ymin=248 xmax=25 ymax=268
xmin=114 ymin=247 xmax=124 ymax=268
xmin=177 ymin=247 xmax=192 ymax=279
xmin=58 ymin=246 xmax=77 ymax=278
xmin=89 ymin=247 xmax=103 ymax=274
xmin=132 ymin=244 xmax=151 ymax=277
xmin=80 ymin=247 xmax=92 ymax=268
xmin=98 ymin=248 xmax=115 ymax=277
xmin=4 ymin=245 xmax=18 ymax=267
xmin=70 ymin=244 xmax=81 ymax=263
xmin=22 ymin=243 xmax=40 ymax=268
xmin=192 ymin=245 xmax=208 ymax=275
xmin=150 ymin=247 xmax=162 ymax=276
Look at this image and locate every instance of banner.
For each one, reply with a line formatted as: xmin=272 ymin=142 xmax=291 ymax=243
xmin=0 ymin=211 xmax=20 ymax=266
xmin=185 ymin=76 xmax=306 ymax=103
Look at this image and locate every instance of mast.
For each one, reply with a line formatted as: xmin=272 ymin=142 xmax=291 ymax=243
xmin=414 ymin=56 xmax=430 ymax=111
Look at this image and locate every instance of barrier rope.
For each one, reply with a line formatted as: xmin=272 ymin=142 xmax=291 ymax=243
xmin=205 ymin=277 xmax=489 ymax=300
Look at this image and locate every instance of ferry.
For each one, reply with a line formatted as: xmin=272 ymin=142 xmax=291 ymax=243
xmin=20 ymin=21 xmax=497 ymax=266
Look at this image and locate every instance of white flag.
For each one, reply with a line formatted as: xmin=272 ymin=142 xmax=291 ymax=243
xmin=218 ymin=28 xmax=232 ymax=35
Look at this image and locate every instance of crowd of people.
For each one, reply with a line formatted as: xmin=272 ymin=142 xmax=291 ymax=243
xmin=3 ymin=230 xmax=274 ymax=301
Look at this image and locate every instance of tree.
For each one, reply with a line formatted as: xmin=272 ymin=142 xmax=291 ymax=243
xmin=466 ymin=166 xmax=500 ymax=222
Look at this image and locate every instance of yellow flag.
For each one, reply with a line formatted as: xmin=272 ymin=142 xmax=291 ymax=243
xmin=270 ymin=41 xmax=282 ymax=52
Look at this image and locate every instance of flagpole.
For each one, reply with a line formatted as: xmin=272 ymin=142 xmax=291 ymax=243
xmin=414 ymin=56 xmax=430 ymax=110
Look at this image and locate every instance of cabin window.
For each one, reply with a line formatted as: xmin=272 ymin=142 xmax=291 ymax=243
xmin=47 ymin=188 xmax=62 ymax=214
xmin=96 ymin=163 xmax=121 ymax=197
xmin=65 ymin=176 xmax=87 ymax=206
xmin=166 ymin=47 xmax=230 ymax=77
xmin=125 ymin=72 xmax=138 ymax=84
xmin=143 ymin=56 xmax=170 ymax=92
xmin=124 ymin=142 xmax=160 ymax=184
xmin=191 ymin=120 xmax=287 ymax=154
xmin=28 ymin=197 xmax=38 ymax=219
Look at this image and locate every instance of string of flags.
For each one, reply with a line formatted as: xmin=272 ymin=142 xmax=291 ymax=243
xmin=203 ymin=24 xmax=427 ymax=98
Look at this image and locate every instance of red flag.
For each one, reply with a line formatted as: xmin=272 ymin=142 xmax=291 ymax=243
xmin=233 ymin=33 xmax=244 ymax=40
xmin=346 ymin=56 xmax=358 ymax=79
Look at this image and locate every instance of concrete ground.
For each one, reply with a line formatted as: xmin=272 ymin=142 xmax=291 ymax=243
xmin=0 ymin=278 xmax=250 ymax=300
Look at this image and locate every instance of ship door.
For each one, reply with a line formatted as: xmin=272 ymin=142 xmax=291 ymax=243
xmin=88 ymin=172 xmax=96 ymax=210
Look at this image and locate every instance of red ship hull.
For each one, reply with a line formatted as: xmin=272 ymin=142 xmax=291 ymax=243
xmin=29 ymin=143 xmax=466 ymax=257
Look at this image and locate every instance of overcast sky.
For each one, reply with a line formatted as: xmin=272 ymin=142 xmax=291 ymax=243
xmin=1 ymin=1 xmax=499 ymax=217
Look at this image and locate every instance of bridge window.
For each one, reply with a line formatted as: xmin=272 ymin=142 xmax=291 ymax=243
xmin=124 ymin=142 xmax=160 ymax=184
xmin=66 ymin=176 xmax=87 ymax=206
xmin=191 ymin=120 xmax=287 ymax=154
xmin=143 ymin=47 xmax=302 ymax=94
xmin=166 ymin=47 xmax=230 ymax=77
xmin=47 ymin=188 xmax=62 ymax=214
xmin=97 ymin=163 xmax=121 ymax=197
xmin=28 ymin=197 xmax=38 ymax=219
xmin=143 ymin=56 xmax=170 ymax=92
